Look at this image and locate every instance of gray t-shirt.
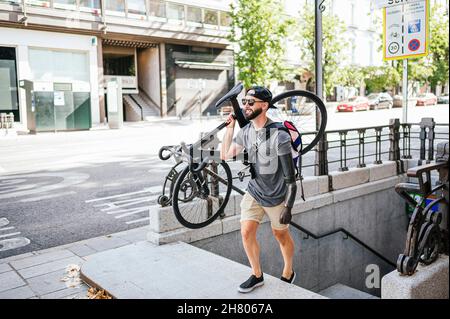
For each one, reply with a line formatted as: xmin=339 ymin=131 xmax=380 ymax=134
xmin=233 ymin=118 xmax=292 ymax=207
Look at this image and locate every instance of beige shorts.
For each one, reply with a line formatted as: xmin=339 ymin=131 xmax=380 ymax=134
xmin=240 ymin=192 xmax=289 ymax=230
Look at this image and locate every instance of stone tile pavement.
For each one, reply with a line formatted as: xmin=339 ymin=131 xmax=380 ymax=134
xmin=0 ymin=227 xmax=149 ymax=299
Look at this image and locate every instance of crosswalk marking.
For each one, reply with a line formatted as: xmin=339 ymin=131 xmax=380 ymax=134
xmin=126 ymin=217 xmax=149 ymax=225
xmin=0 ymin=218 xmax=31 ymax=252
xmin=86 ymin=188 xmax=162 ymax=225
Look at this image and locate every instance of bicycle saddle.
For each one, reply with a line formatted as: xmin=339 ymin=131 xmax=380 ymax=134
xmin=215 ymin=82 xmax=243 ymax=108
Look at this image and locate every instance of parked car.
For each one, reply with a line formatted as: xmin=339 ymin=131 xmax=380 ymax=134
xmin=416 ymin=93 xmax=437 ymax=106
xmin=392 ymin=95 xmax=419 ymax=108
xmin=336 ymin=96 xmax=369 ymax=112
xmin=437 ymin=94 xmax=449 ymax=104
xmin=367 ymin=92 xmax=393 ymax=110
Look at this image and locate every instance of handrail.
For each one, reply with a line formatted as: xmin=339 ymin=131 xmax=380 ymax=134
xmin=289 ymin=220 xmax=397 ymax=267
xmin=128 ymin=94 xmax=144 ymax=120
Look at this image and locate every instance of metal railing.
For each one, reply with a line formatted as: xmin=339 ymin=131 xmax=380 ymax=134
xmin=289 ymin=220 xmax=396 ymax=267
xmin=298 ymin=118 xmax=449 ymax=177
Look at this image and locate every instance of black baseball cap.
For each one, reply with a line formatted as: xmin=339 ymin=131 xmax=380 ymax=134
xmin=246 ymin=86 xmax=275 ymax=108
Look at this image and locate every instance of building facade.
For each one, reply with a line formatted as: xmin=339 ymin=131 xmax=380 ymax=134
xmin=0 ymin=0 xmax=234 ymax=130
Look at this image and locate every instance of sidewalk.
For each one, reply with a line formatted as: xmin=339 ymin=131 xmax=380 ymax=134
xmin=0 ymin=224 xmax=324 ymax=299
xmin=0 ymin=226 xmax=149 ymax=299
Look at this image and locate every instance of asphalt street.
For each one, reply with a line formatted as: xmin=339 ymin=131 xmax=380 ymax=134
xmin=0 ymin=103 xmax=448 ymax=258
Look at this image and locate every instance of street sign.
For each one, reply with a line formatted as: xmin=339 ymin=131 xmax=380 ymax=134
xmin=372 ymin=0 xmax=423 ymax=9
xmin=383 ymin=0 xmax=429 ymax=60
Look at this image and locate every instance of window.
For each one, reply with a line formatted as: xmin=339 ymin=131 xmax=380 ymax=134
xmin=204 ymin=9 xmax=218 ymax=25
xmin=105 ymin=0 xmax=125 ymax=15
xmin=28 ymin=48 xmax=89 ymax=82
xmin=167 ymin=3 xmax=184 ymax=20
xmin=219 ymin=11 xmax=231 ymax=27
xmin=0 ymin=0 xmax=20 ymax=5
xmin=127 ymin=0 xmax=146 ymax=16
xmin=351 ymin=40 xmax=356 ymax=64
xmin=187 ymin=6 xmax=202 ymax=23
xmin=103 ymin=54 xmax=136 ymax=76
xmin=79 ymin=0 xmax=100 ymax=11
xmin=26 ymin=0 xmax=50 ymax=7
xmin=53 ymin=0 xmax=76 ymax=10
xmin=149 ymin=0 xmax=165 ymax=18
xmin=0 ymin=47 xmax=19 ymax=116
xmin=350 ymin=2 xmax=355 ymax=26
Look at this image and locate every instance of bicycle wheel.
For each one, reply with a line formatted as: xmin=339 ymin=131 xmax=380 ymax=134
xmin=268 ymin=90 xmax=327 ymax=155
xmin=172 ymin=161 xmax=232 ymax=229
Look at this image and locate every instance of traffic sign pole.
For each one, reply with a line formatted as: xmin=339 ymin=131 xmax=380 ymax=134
xmin=403 ymin=59 xmax=408 ymax=123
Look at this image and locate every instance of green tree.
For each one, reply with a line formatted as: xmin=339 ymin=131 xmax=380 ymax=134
xmin=228 ymin=0 xmax=294 ymax=88
xmin=295 ymin=4 xmax=349 ymax=98
xmin=362 ymin=65 xmax=401 ymax=93
xmin=428 ymin=2 xmax=449 ymax=91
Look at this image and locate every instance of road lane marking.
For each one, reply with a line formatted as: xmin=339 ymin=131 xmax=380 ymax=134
xmin=0 ymin=232 xmax=21 ymax=239
xmin=0 ymin=172 xmax=89 ymax=200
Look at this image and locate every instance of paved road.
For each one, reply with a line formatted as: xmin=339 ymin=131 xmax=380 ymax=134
xmin=0 ymin=104 xmax=448 ymax=258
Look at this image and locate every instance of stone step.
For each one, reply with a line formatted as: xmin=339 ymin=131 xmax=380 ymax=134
xmin=319 ymin=283 xmax=379 ymax=299
xmin=80 ymin=241 xmax=326 ymax=299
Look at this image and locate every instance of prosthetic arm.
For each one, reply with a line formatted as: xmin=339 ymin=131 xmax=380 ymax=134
xmin=279 ymin=153 xmax=297 ymax=224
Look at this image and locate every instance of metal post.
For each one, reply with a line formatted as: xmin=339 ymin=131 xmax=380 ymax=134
xmin=389 ymin=118 xmax=401 ymax=161
xmin=389 ymin=118 xmax=403 ymax=173
xmin=419 ymin=118 xmax=435 ymax=164
xmin=338 ymin=131 xmax=348 ymax=171
xmin=402 ymin=59 xmax=408 ymax=123
xmin=401 ymin=124 xmax=412 ymax=159
xmin=314 ymin=0 xmax=327 ymax=176
xmin=357 ymin=129 xmax=366 ymax=168
xmin=374 ymin=128 xmax=383 ymax=164
xmin=315 ymin=0 xmax=324 ymax=101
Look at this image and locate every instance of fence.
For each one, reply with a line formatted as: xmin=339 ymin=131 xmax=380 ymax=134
xmin=299 ymin=117 xmax=449 ymax=177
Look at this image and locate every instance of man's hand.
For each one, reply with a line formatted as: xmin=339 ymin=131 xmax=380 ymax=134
xmin=279 ymin=206 xmax=292 ymax=224
xmin=226 ymin=113 xmax=236 ymax=128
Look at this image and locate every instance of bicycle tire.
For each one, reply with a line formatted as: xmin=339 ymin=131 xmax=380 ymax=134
xmin=172 ymin=161 xmax=232 ymax=229
xmin=269 ymin=90 xmax=327 ymax=155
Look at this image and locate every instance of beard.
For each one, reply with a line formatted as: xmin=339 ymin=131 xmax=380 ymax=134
xmin=244 ymin=107 xmax=263 ymax=121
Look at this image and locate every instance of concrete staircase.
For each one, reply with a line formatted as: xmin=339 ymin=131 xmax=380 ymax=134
xmin=131 ymin=90 xmax=160 ymax=119
xmin=123 ymin=91 xmax=160 ymax=121
xmin=80 ymin=241 xmax=326 ymax=299
xmin=319 ymin=283 xmax=379 ymax=299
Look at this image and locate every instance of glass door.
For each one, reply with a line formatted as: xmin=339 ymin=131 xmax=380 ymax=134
xmin=0 ymin=47 xmax=19 ymax=121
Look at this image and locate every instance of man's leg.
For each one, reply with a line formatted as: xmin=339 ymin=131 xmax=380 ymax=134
xmin=272 ymin=228 xmax=295 ymax=279
xmin=241 ymin=220 xmax=262 ymax=277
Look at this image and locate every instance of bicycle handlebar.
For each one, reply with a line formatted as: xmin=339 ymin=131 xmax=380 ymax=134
xmin=158 ymin=146 xmax=174 ymax=161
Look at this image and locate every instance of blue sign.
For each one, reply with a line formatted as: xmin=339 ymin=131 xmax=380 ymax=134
xmin=408 ymin=19 xmax=421 ymax=33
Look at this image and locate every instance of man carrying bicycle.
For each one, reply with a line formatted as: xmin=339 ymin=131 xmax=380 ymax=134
xmin=220 ymin=86 xmax=297 ymax=293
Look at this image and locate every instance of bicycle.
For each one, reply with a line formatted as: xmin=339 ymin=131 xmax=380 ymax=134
xmin=157 ymin=83 xmax=327 ymax=229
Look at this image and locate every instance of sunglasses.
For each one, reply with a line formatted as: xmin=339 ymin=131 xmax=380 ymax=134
xmin=242 ymin=98 xmax=264 ymax=106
